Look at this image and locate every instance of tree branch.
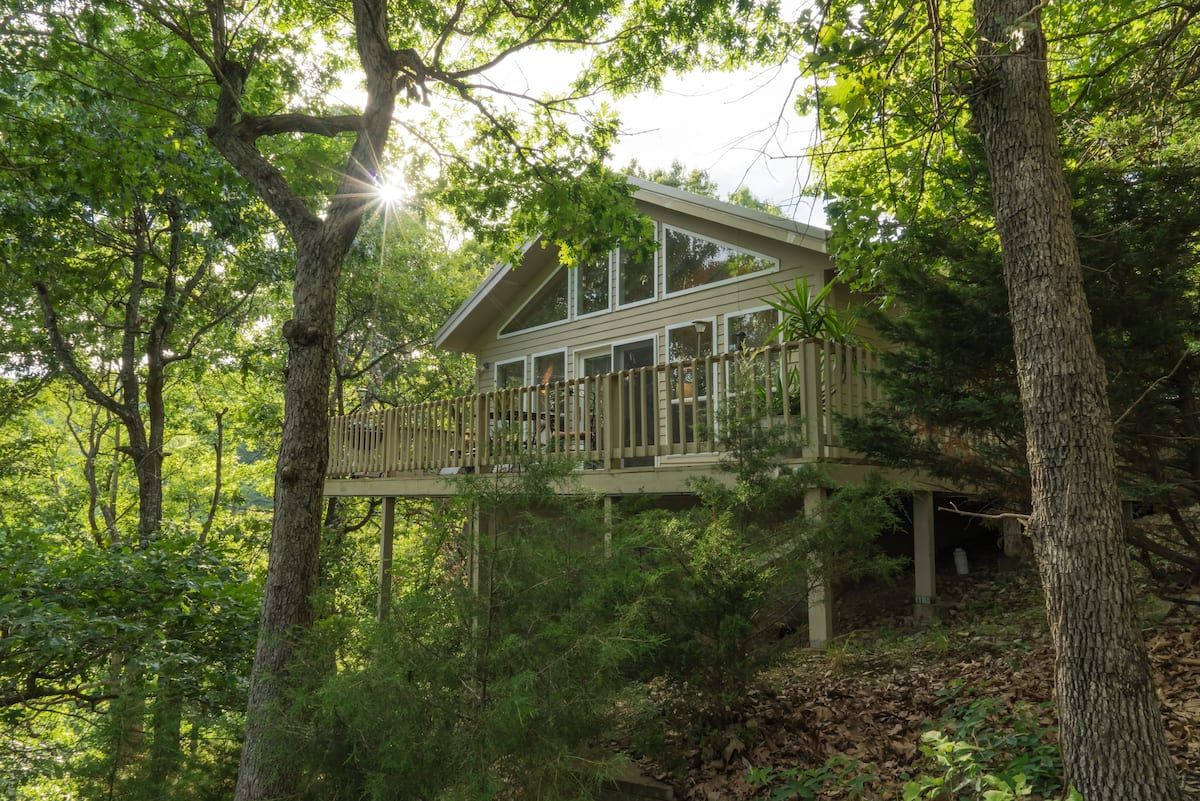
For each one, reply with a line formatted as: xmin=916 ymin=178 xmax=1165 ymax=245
xmin=33 ymin=282 xmax=132 ymax=422
xmin=240 ymin=113 xmax=364 ymax=140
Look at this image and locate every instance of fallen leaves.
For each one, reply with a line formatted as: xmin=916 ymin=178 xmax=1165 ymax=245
xmin=616 ymin=569 xmax=1200 ymax=799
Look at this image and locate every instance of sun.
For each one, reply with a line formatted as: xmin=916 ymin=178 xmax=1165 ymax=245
xmin=375 ymin=172 xmax=408 ymax=208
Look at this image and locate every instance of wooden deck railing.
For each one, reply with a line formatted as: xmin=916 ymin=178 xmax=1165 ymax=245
xmin=326 ymin=339 xmax=881 ymax=478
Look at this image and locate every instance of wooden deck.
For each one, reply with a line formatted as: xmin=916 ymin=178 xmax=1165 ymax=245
xmin=325 ymin=339 xmax=891 ymax=497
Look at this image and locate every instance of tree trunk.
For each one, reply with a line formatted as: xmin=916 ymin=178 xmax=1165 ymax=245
xmin=967 ymin=1 xmax=1183 ymax=798
xmin=233 ymin=237 xmax=341 ymax=801
xmin=130 ymin=445 xmax=163 ymax=546
xmin=148 ymin=665 xmax=183 ymax=790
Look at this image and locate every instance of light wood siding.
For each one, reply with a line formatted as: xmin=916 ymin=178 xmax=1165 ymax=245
xmin=470 ymin=202 xmax=832 ymax=395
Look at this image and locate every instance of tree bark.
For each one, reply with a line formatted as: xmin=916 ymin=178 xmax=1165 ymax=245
xmin=967 ymin=1 xmax=1183 ymax=798
xmin=232 ymin=238 xmax=341 ymax=801
xmin=219 ymin=0 xmax=402 ymax=796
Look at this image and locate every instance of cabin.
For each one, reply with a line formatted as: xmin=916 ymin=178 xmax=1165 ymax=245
xmin=324 ymin=177 xmax=984 ymax=646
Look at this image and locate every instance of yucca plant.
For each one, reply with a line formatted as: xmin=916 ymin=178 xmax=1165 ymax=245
xmin=767 ymin=277 xmax=864 ymax=346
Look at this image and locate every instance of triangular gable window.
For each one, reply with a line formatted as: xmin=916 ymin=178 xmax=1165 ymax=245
xmin=500 ymin=268 xmax=569 ymax=336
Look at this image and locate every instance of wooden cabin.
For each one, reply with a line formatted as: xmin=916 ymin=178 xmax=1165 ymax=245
xmin=324 ymin=177 xmax=966 ymax=646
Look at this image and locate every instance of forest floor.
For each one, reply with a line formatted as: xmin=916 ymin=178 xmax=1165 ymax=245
xmin=619 ymin=566 xmax=1200 ymax=800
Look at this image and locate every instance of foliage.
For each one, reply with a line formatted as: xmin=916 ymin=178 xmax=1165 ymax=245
xmin=745 ymin=693 xmax=1077 ymax=801
xmin=293 ymin=459 xmax=664 ymax=801
xmin=768 ymin=276 xmax=862 ymax=345
xmin=838 ymin=147 xmax=1200 ymax=590
xmin=624 ymin=404 xmax=903 ymax=726
xmin=747 ymin=755 xmax=879 ymax=801
xmin=901 ymin=693 xmax=1076 ymax=801
xmin=0 ymin=527 xmax=258 ymax=800
xmin=625 ymin=159 xmax=784 ymax=216
xmin=795 ymin=0 xmax=1200 ymax=593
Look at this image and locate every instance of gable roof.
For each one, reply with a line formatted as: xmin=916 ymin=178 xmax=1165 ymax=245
xmin=433 ymin=176 xmax=829 ymax=352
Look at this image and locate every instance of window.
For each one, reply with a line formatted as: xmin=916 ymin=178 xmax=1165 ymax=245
xmin=495 ymin=359 xmax=526 ymax=389
xmin=666 ymin=322 xmax=715 ymax=398
xmin=726 ymin=308 xmax=780 ymax=352
xmin=532 ymin=351 xmax=566 ymax=385
xmin=667 ymin=322 xmax=715 ymax=446
xmin=575 ymin=256 xmax=610 ymax=317
xmin=617 ymin=245 xmax=655 ymax=306
xmin=500 ymin=268 xmax=568 ymax=336
xmin=664 ymin=227 xmax=776 ymax=295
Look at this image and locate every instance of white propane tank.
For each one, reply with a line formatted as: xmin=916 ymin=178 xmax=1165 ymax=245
xmin=953 ymin=547 xmax=970 ymax=575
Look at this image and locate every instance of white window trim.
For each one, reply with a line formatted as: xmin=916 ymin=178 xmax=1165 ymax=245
xmin=494 ymin=357 xmax=527 ymax=389
xmin=497 ymin=266 xmax=571 ymax=340
xmin=615 ymin=225 xmax=660 ymax=310
xmin=574 ymin=252 xmax=613 ymax=321
xmin=662 ymin=224 xmax=780 ymax=300
xmin=530 ymin=347 xmax=569 ymax=386
xmin=723 ymin=305 xmax=783 ymax=353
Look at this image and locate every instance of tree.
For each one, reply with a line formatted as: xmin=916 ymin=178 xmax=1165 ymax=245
xmin=967 ymin=3 xmax=1180 ymax=795
xmin=84 ymin=2 xmax=780 ymax=797
xmin=840 ymin=154 xmax=1200 ymax=591
xmin=797 ymin=0 xmax=1194 ymax=795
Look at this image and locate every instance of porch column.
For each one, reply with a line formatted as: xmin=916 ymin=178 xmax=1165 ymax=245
xmin=378 ymin=496 xmax=396 ymax=622
xmin=913 ymin=490 xmax=936 ymax=621
xmin=804 ymin=486 xmax=834 ymax=648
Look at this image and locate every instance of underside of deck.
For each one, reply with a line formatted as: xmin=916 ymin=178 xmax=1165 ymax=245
xmin=323 ymin=458 xmax=958 ymax=498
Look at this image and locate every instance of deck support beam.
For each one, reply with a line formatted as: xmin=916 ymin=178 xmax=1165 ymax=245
xmin=378 ymin=496 xmax=396 ymax=621
xmin=913 ymin=490 xmax=936 ymax=621
xmin=804 ymin=487 xmax=834 ymax=648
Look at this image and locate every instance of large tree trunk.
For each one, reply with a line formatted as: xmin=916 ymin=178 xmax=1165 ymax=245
xmin=233 ymin=237 xmax=341 ymax=801
xmin=968 ymin=1 xmax=1183 ymax=798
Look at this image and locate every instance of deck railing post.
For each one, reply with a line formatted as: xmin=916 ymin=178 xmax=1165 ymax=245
xmin=803 ymin=339 xmax=824 ymax=458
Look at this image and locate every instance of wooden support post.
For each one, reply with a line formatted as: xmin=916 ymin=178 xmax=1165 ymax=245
xmin=913 ymin=490 xmax=936 ymax=621
xmin=470 ymin=503 xmax=482 ymax=595
xmin=603 ymin=495 xmax=613 ymax=559
xmin=378 ymin=496 xmax=395 ymax=622
xmin=998 ymin=517 xmax=1025 ymax=571
xmin=804 ymin=486 xmax=833 ymax=648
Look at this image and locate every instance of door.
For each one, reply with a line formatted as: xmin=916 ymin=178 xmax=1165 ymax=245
xmin=613 ymin=339 xmax=656 ymax=467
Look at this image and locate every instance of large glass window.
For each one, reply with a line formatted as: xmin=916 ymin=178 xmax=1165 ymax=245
xmin=495 ymin=359 xmax=526 ymax=388
xmin=664 ymin=227 xmax=776 ymax=294
xmin=618 ymin=246 xmax=655 ymax=306
xmin=575 ymin=256 xmax=610 ymax=317
xmin=500 ymin=268 xmax=568 ymax=335
xmin=726 ymin=308 xmax=780 ymax=352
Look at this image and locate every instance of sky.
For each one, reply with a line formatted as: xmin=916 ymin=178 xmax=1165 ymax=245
xmin=334 ymin=24 xmax=827 ymax=227
xmin=476 ymin=43 xmax=828 ymax=227
xmin=605 ymin=66 xmax=825 ymax=226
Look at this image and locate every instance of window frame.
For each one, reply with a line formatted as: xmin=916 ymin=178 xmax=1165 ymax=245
xmin=530 ymin=347 xmax=569 ymax=387
xmin=615 ymin=225 xmax=660 ymax=310
xmin=497 ymin=266 xmax=571 ymax=339
xmin=573 ymin=252 xmax=613 ymax=320
xmin=723 ymin=305 xmax=782 ymax=353
xmin=664 ymin=316 xmax=717 ymax=397
xmin=493 ymin=357 xmax=527 ymax=390
xmin=661 ymin=225 xmax=780 ymax=299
